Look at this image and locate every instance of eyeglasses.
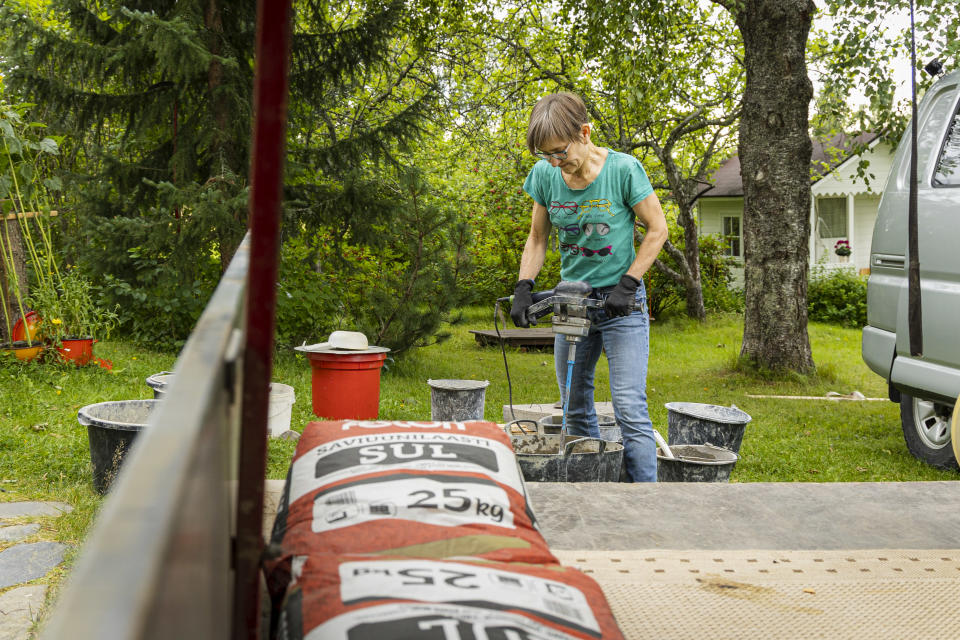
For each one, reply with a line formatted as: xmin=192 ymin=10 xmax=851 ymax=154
xmin=549 ymin=201 xmax=579 ymax=216
xmin=583 ymin=222 xmax=610 ymax=237
xmin=581 ymin=245 xmax=612 ymax=257
xmin=558 ymin=224 xmax=581 ymax=235
xmin=534 ymin=140 xmax=573 ymax=161
xmin=559 ymin=243 xmax=613 ymax=257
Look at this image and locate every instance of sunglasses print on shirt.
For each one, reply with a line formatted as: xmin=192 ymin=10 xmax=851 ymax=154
xmin=560 ymin=243 xmax=613 ymax=257
xmin=549 ymin=201 xmax=579 ymax=216
xmin=583 ymin=222 xmax=610 ymax=237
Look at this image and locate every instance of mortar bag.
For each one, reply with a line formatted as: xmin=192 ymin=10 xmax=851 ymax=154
xmin=273 ymin=420 xmax=537 ymax=525
xmin=276 ymin=554 xmax=625 ymax=640
xmin=264 ymin=421 xmax=555 ymax=595
xmin=264 ymin=468 xmax=557 ymax=598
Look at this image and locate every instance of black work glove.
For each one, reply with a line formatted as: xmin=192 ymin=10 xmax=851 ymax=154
xmin=604 ymin=274 xmax=641 ymax=318
xmin=509 ymin=279 xmax=535 ymax=328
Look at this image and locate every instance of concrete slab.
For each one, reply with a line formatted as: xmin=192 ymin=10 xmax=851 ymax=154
xmin=263 ymin=479 xmax=286 ymax=542
xmin=0 ymin=525 xmax=40 ymax=543
xmin=0 ymin=585 xmax=46 ymax=640
xmin=502 ymin=402 xmax=614 ymax=424
xmin=0 ymin=542 xmax=67 ymax=589
xmin=526 ymin=482 xmax=960 ymax=550
xmin=0 ymin=502 xmax=72 ymax=521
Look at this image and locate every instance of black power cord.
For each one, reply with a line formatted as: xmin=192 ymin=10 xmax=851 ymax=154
xmin=493 ymin=299 xmax=519 ymax=424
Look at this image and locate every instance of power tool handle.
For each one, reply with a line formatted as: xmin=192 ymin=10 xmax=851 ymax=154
xmin=496 ymin=288 xmax=555 ymax=304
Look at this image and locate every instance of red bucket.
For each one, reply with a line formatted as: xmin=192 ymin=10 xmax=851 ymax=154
xmin=58 ymin=338 xmax=94 ymax=365
xmin=306 ymin=351 xmax=388 ymax=419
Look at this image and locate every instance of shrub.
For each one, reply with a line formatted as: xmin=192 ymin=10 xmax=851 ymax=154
xmin=647 ymin=228 xmax=741 ymax=317
xmin=276 ymin=168 xmax=468 ymax=355
xmin=807 ymin=266 xmax=867 ymax=327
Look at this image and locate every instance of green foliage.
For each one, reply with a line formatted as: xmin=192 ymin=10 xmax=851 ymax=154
xmin=0 ymin=101 xmax=63 ymax=343
xmin=807 ymin=266 xmax=867 ymax=328
xmin=647 ymin=226 xmax=740 ymax=318
xmin=28 ymin=268 xmax=118 ymax=341
xmin=277 ymin=167 xmax=469 ymax=355
xmin=813 ymin=0 xmax=959 ymax=146
xmin=452 ymin=147 xmax=561 ymax=304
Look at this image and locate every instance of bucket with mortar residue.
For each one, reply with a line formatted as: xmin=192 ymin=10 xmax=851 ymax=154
xmin=509 ymin=420 xmax=623 ymax=482
xmin=267 ymin=382 xmax=296 ymax=437
xmin=666 ymin=402 xmax=752 ymax=454
xmin=78 ymin=399 xmax=161 ymax=493
xmin=538 ymin=413 xmax=621 ymax=442
xmin=145 ymin=371 xmax=175 ymax=399
xmin=657 ymin=443 xmax=739 ymax=482
xmin=427 ymin=379 xmax=489 ymax=421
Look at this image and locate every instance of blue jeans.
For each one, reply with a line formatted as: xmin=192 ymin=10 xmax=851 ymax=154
xmin=553 ymin=286 xmax=656 ymax=482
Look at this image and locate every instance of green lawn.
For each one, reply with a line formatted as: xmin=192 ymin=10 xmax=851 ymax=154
xmin=1 ymin=308 xmax=955 ymax=602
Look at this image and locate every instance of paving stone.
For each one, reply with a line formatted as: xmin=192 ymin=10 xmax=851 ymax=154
xmin=0 ymin=585 xmax=47 ymax=640
xmin=0 ymin=502 xmax=72 ymax=521
xmin=0 ymin=542 xmax=67 ymax=589
xmin=0 ymin=525 xmax=40 ymax=543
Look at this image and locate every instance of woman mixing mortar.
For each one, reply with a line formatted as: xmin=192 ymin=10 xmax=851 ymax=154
xmin=510 ymin=92 xmax=668 ymax=482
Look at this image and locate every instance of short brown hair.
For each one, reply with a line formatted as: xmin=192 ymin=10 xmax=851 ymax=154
xmin=526 ymin=93 xmax=589 ymax=155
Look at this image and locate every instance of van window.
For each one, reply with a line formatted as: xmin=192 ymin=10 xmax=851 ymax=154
xmin=934 ymin=98 xmax=960 ymax=187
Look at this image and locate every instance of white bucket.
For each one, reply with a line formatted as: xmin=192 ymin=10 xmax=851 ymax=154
xmin=268 ymin=383 xmax=296 ymax=437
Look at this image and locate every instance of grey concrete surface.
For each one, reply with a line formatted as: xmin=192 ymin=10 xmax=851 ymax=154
xmin=502 ymin=401 xmax=614 ymax=424
xmin=0 ymin=525 xmax=40 ymax=543
xmin=0 ymin=503 xmax=72 ymax=521
xmin=527 ymin=481 xmax=960 ymax=550
xmin=0 ymin=542 xmax=67 ymax=589
xmin=0 ymin=585 xmax=47 ymax=640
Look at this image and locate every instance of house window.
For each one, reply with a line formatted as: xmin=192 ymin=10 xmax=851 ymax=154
xmin=722 ymin=216 xmax=741 ymax=257
xmin=816 ymin=197 xmax=847 ymax=238
xmin=934 ymin=99 xmax=960 ymax=187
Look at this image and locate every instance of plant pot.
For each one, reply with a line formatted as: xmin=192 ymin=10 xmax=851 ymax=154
xmin=12 ymin=311 xmax=41 ymax=342
xmin=57 ymin=337 xmax=94 ymax=366
xmin=2 ymin=340 xmax=43 ymax=362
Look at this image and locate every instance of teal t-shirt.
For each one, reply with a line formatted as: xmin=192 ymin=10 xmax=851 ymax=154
xmin=523 ymin=149 xmax=654 ymax=288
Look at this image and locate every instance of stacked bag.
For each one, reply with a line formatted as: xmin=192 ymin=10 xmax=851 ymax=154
xmin=264 ymin=420 xmax=624 ymax=639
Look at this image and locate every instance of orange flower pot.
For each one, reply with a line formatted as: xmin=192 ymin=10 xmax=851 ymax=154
xmin=57 ymin=337 xmax=94 ymax=365
xmin=2 ymin=341 xmax=43 ymax=362
xmin=12 ymin=311 xmax=42 ymax=342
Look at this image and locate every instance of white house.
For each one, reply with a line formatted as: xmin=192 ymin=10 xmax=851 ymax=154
xmin=697 ymin=134 xmax=894 ymax=285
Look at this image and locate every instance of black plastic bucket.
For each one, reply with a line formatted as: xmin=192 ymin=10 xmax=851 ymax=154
xmin=509 ymin=421 xmax=623 ymax=482
xmin=145 ymin=371 xmax=175 ymax=399
xmin=78 ymin=400 xmax=161 ymax=493
xmin=537 ymin=413 xmax=621 ymax=442
xmin=427 ymin=379 xmax=490 ymax=421
xmin=657 ymin=444 xmax=739 ymax=482
xmin=665 ymin=402 xmax=752 ymax=454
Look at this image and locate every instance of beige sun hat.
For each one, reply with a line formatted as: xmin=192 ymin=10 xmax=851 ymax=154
xmin=298 ymin=330 xmax=372 ymax=352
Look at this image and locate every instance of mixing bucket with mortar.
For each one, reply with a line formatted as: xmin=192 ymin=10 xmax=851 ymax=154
xmin=538 ymin=413 xmax=621 ymax=443
xmin=657 ymin=443 xmax=739 ymax=482
xmin=666 ymin=402 xmax=752 ymax=454
xmin=508 ymin=420 xmax=623 ymax=482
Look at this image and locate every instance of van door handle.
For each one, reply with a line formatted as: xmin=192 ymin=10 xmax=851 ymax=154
xmin=873 ymin=254 xmax=905 ymax=269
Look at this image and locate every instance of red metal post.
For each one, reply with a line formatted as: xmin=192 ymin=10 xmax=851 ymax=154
xmin=232 ymin=1 xmax=292 ymax=638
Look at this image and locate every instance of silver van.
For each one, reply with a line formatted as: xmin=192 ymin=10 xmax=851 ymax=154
xmin=862 ymin=68 xmax=960 ymax=469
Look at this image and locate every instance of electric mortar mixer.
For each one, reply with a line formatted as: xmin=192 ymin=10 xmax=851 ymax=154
xmin=495 ymin=280 xmax=672 ymax=461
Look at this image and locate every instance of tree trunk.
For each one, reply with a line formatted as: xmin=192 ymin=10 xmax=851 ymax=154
xmin=679 ymin=204 xmax=706 ymax=320
xmin=734 ymin=0 xmax=815 ymax=373
xmin=0 ymin=218 xmax=29 ymax=343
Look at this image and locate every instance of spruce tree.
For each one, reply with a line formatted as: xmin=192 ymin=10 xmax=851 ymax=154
xmin=3 ymin=0 xmax=463 ymax=350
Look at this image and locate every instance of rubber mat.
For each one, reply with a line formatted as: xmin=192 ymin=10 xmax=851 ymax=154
xmin=554 ymin=549 xmax=960 ymax=639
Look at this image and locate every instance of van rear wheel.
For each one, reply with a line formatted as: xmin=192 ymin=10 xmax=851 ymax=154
xmin=900 ymin=393 xmax=959 ymax=470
